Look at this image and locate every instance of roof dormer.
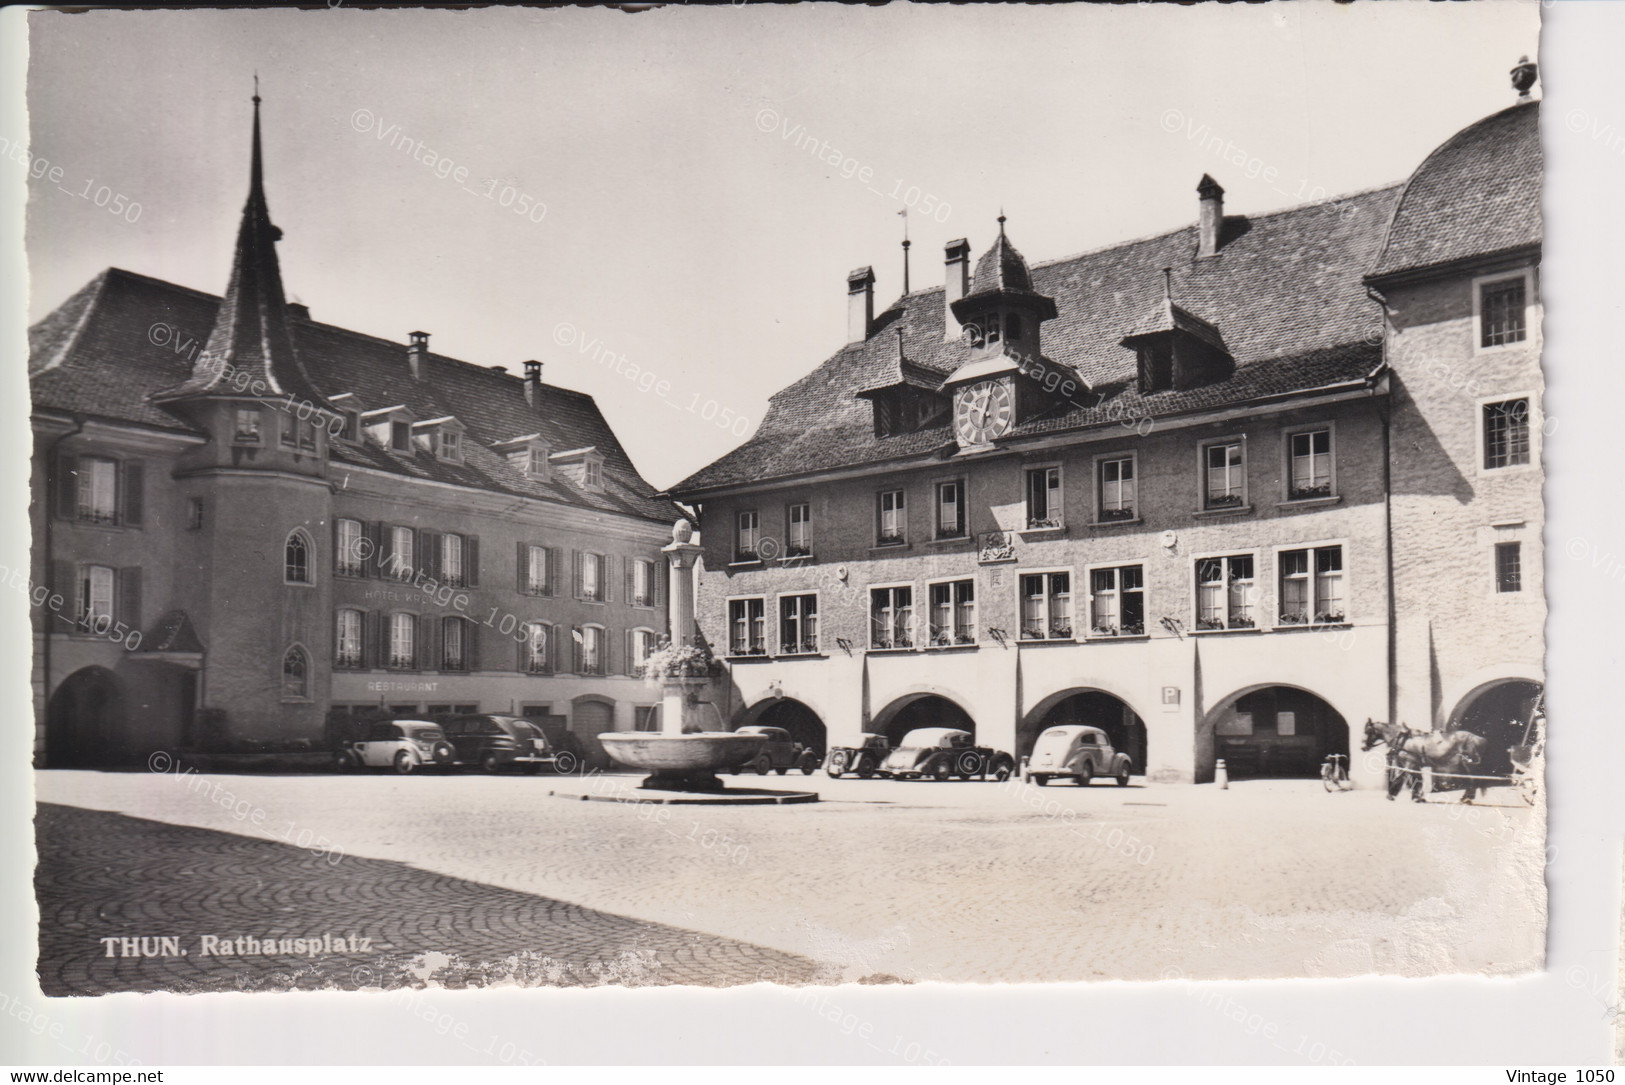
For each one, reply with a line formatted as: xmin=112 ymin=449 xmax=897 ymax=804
xmin=493 ymin=433 xmax=553 ymax=482
xmin=414 ymin=416 xmax=466 ymax=463
xmin=326 ymin=392 xmax=368 ymax=443
xmin=551 ymin=446 xmax=605 ymax=493
xmin=1120 ymin=269 xmax=1234 ymax=394
xmin=855 ymin=330 xmax=949 ymax=438
xmin=362 ymin=405 xmax=415 ymax=453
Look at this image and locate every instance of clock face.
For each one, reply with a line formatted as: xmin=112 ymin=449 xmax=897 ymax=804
xmin=955 ymin=379 xmax=1014 ymax=445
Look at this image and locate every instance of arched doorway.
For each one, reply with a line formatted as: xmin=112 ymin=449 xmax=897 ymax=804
xmin=1450 ymin=679 xmax=1542 ymax=780
xmin=1207 ymin=686 xmax=1348 ymax=779
xmin=871 ymin=694 xmax=974 ymax=747
xmin=1021 ymin=689 xmax=1147 ymax=771
xmin=738 ymin=699 xmax=827 ymax=756
xmin=46 ymin=667 xmax=124 ymax=767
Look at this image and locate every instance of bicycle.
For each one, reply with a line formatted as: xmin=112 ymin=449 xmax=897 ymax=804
xmin=1321 ymin=753 xmax=1353 ymax=792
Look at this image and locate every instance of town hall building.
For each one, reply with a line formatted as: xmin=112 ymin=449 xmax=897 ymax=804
xmin=673 ymin=70 xmax=1544 ymax=786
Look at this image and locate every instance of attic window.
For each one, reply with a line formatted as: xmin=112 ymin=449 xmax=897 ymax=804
xmin=342 ymin=411 xmax=361 ymax=442
xmin=437 ymin=429 xmax=461 ymax=462
xmin=1137 ymin=341 xmax=1173 ymax=395
xmin=550 ymin=446 xmax=605 ymax=492
xmin=390 ymin=421 xmax=412 ymax=452
xmin=528 ymin=447 xmax=548 ymax=478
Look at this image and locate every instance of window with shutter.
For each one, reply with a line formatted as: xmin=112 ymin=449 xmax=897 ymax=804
xmin=122 ymin=462 xmax=144 ymax=526
xmin=465 ymin=536 xmax=479 ymax=588
xmin=55 ymin=454 xmax=77 ymax=522
xmin=117 ymin=567 xmax=141 ymax=634
xmin=417 ymin=613 xmax=435 ymax=670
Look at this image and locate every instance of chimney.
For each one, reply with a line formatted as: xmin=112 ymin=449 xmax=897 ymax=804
xmin=846 ymin=267 xmax=875 ymax=344
xmin=944 ymin=238 xmax=971 ymax=341
xmin=1511 ymin=55 xmax=1537 ymax=101
xmin=285 ymin=302 xmax=310 ymax=323
xmin=523 ymin=359 xmax=542 ymax=405
xmin=1197 ymin=175 xmax=1224 ymax=258
xmin=407 ymin=330 xmax=429 ymax=380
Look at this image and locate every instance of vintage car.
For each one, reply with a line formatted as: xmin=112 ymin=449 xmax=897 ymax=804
xmin=824 ymin=733 xmax=890 ymax=778
xmin=875 ymin=727 xmax=1015 ymax=781
xmin=335 ymin=720 xmax=454 ymax=774
xmin=437 ymin=714 xmax=579 ymax=774
xmin=725 ymin=725 xmax=820 ymax=776
xmin=1024 ymin=724 xmax=1133 ymax=787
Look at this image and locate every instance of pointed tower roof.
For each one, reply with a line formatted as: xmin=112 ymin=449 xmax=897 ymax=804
xmin=154 ymin=90 xmax=327 ymax=407
xmin=952 ymin=215 xmax=1058 ymax=321
xmin=970 ymin=214 xmax=1035 ymax=294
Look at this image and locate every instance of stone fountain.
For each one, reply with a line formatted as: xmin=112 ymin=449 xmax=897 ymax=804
xmin=598 ymin=520 xmax=766 ymax=792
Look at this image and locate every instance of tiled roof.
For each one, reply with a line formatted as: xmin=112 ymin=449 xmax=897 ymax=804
xmin=1370 ymin=100 xmax=1542 ymax=280
xmin=675 ymin=183 xmax=1400 ymax=496
xmin=28 ymin=268 xmax=679 ymax=524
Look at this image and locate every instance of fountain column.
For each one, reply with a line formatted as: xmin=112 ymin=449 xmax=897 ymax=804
xmin=598 ymin=519 xmax=766 ymax=790
xmin=662 ymin=520 xmax=704 ymax=736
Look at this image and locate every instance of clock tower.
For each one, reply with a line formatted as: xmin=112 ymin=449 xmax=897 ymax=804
xmin=942 ymin=216 xmax=1070 ymax=450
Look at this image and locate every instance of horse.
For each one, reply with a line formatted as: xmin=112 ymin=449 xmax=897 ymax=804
xmin=1361 ymin=719 xmax=1488 ymax=803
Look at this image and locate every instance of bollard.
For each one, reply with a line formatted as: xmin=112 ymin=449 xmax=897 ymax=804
xmin=1420 ymin=765 xmax=1432 ymax=800
xmin=1216 ymin=758 xmax=1229 ymax=789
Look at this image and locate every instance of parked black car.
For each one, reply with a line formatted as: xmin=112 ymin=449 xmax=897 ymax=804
xmin=435 ymin=714 xmax=579 ymax=774
xmin=724 ymin=725 xmax=820 ymax=776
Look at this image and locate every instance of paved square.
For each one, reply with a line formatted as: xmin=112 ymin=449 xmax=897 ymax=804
xmin=34 ymin=769 xmax=1545 ymax=990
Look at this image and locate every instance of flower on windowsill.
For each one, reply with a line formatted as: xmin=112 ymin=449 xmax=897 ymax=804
xmin=1205 ymin=492 xmax=1244 ymax=509
xmin=1099 ymin=507 xmax=1134 ymax=522
xmin=1091 ymin=624 xmax=1118 ymax=637
xmin=1021 ymin=625 xmax=1045 ymax=640
xmin=931 ymin=628 xmax=952 ymax=647
xmin=1289 ymin=484 xmax=1333 ymax=501
xmin=955 ymin=632 xmax=976 ymax=645
xmin=1278 ymin=612 xmax=1310 ymax=626
xmin=1026 ymin=517 xmax=1063 ymax=530
xmin=734 ymin=549 xmax=758 ymax=562
xmin=785 ymin=544 xmax=811 ymax=558
xmin=1049 ymin=621 xmax=1073 ymax=639
xmin=1196 ymin=617 xmax=1225 ymax=631
xmin=798 ymin=640 xmax=819 ymax=654
xmin=639 ymin=637 xmax=723 ymax=679
xmin=1230 ymin=617 xmax=1256 ymax=629
xmin=1314 ymin=610 xmax=1346 ymax=624
xmin=876 ymin=533 xmax=906 ymax=547
xmin=1122 ymin=622 xmax=1145 ymax=636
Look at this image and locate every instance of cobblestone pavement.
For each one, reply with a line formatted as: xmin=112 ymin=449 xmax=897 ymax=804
xmin=34 ymin=769 xmax=1546 ymax=989
xmin=35 ymin=803 xmax=820 ymax=995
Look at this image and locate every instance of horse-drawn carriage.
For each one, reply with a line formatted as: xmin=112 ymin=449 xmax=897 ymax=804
xmin=1359 ymin=698 xmax=1543 ymax=805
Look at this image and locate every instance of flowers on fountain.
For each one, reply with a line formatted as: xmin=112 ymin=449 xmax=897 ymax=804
xmin=637 ymin=636 xmax=723 ymax=680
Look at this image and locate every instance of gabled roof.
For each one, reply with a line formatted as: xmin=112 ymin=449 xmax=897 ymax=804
xmin=1370 ymin=100 xmax=1541 ymax=281
xmin=674 ymin=183 xmax=1400 ymax=496
xmin=28 ymin=268 xmax=679 ymax=524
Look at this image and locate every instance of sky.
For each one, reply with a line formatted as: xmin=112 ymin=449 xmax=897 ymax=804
xmin=23 ymin=3 xmax=1541 ymax=489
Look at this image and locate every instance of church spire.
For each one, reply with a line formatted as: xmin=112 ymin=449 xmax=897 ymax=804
xmin=155 ymin=87 xmax=325 ymax=407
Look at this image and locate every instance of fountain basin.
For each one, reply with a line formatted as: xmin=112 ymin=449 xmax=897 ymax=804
xmin=599 ymin=731 xmax=767 ymax=792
